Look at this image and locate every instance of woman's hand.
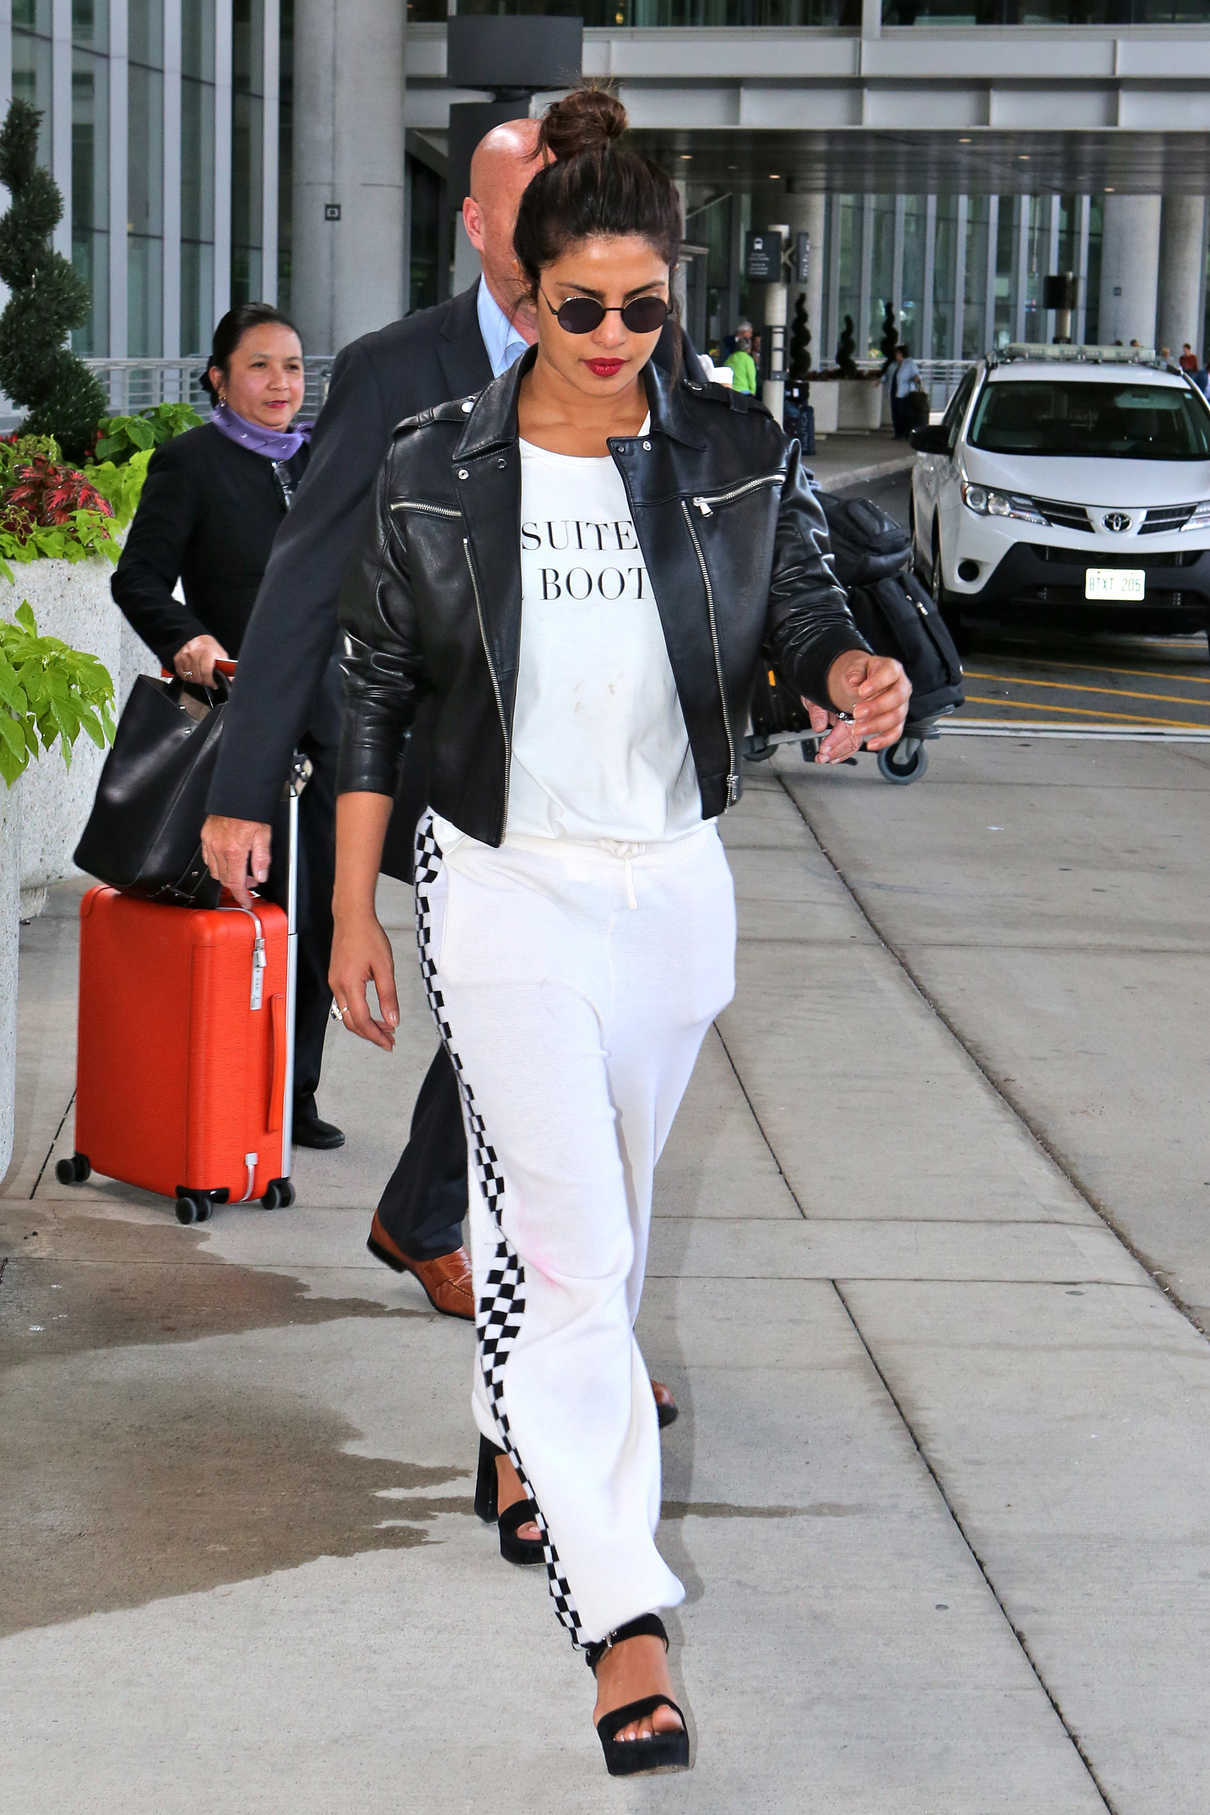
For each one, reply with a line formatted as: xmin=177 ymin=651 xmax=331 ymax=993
xmin=329 ymin=910 xmax=400 ymax=1052
xmin=816 ymin=650 xmax=912 ymax=762
xmin=173 ymin=633 xmax=229 ymax=687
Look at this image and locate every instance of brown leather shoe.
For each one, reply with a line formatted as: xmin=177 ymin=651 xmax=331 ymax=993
xmin=652 ymin=1378 xmax=678 ymax=1429
xmin=367 ymin=1213 xmax=474 ymax=1321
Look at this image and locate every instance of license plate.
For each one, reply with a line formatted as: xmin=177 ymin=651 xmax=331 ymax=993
xmin=1085 ymin=568 xmax=1145 ymax=601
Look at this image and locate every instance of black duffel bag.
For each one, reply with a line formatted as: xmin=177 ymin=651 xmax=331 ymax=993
xmin=73 ymin=671 xmax=229 ymax=907
xmin=816 ymin=490 xmax=965 ymax=728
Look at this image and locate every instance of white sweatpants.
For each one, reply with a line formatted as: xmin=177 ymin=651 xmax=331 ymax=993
xmin=413 ymin=814 xmax=736 ymax=1647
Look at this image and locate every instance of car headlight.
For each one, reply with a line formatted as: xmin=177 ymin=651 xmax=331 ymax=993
xmin=1180 ymin=500 xmax=1210 ymax=531
xmin=960 ymin=481 xmax=1046 ymax=526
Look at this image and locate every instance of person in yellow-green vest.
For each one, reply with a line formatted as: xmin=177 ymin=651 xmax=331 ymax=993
xmin=724 ymin=319 xmax=757 ymax=394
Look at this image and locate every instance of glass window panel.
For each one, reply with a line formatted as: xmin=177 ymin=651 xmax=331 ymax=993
xmin=128 ymin=62 xmax=164 ymax=235
xmin=452 ymin=0 xmax=860 ymax=18
xmin=181 ymin=238 xmax=215 ymax=354
xmin=71 ymin=229 xmax=109 ymax=352
xmin=868 ymin=196 xmax=895 ymax=359
xmin=13 ymin=33 xmax=54 ymax=166
xmin=1085 ymin=196 xmax=1103 ymax=344
xmin=72 ymin=50 xmax=108 ymax=235
xmin=1021 ymin=194 xmax=1047 ymax=345
xmin=932 ymin=196 xmax=958 ymax=360
xmin=73 ymin=0 xmax=108 ymax=49
xmin=232 ymin=89 xmax=264 ymax=269
xmin=834 ymin=196 xmax=860 ymax=362
xmin=234 ymin=0 xmax=265 ymax=94
xmin=129 ymin=0 xmax=164 ymax=64
xmin=962 ymin=195 xmax=990 ymax=359
xmin=900 ymin=198 xmax=926 ymax=357
xmin=992 ymin=195 xmax=1016 ymax=349
xmin=232 ymin=245 xmax=264 ymax=306
xmin=13 ymin=2 xmax=52 ymax=31
xmin=128 ymin=235 xmax=163 ymax=355
xmin=183 ymin=0 xmax=217 ymax=80
xmin=409 ymin=157 xmax=441 ymax=315
xmin=181 ymin=77 xmax=215 ymax=242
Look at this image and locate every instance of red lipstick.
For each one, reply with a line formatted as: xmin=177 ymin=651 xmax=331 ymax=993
xmin=586 ymin=359 xmax=624 ymax=378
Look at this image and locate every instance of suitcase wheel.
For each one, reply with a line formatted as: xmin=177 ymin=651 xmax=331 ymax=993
xmin=55 ymin=1153 xmax=91 ymax=1186
xmin=175 ymin=1191 xmax=214 ymax=1226
xmin=261 ymin=1178 xmax=295 ymax=1210
xmin=877 ymin=739 xmax=928 ymax=785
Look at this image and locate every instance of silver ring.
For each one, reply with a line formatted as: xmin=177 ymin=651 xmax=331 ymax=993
xmin=183 ymin=669 xmax=193 ymax=677
xmin=329 ymin=1003 xmax=348 ymax=1024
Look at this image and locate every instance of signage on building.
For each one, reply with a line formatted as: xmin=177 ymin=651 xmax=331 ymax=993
xmin=744 ymin=231 xmax=783 ymax=284
xmin=794 ymin=233 xmax=810 ymax=284
xmin=324 ymin=203 xmax=342 ymax=222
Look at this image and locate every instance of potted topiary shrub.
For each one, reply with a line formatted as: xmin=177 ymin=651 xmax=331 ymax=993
xmin=0 ymin=600 xmax=116 ymax=1180
xmin=833 ymin=312 xmax=882 ymax=432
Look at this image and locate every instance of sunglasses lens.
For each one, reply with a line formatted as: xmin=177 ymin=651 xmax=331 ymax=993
xmin=621 ymin=296 xmax=670 ymax=333
xmin=556 ymin=297 xmax=606 ymax=334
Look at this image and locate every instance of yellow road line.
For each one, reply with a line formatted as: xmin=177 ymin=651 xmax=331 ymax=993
xmin=963 ymin=694 xmax=1207 ymax=728
xmin=964 ymin=670 xmax=1210 ymax=709
xmin=991 ymin=657 xmax=1210 ymax=687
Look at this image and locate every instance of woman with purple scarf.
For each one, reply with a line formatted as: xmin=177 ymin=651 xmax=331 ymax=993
xmin=112 ymin=303 xmax=342 ymax=1151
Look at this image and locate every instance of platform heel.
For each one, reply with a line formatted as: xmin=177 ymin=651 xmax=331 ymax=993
xmin=585 ymin=1613 xmax=690 ymax=1777
xmin=473 ymin=1434 xmax=545 ymax=1567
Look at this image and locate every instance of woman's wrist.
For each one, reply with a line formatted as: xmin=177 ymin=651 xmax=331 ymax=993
xmin=825 ymin=649 xmax=867 ymax=715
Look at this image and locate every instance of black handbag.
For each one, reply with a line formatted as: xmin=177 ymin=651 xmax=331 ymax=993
xmin=73 ymin=671 xmax=230 ymax=906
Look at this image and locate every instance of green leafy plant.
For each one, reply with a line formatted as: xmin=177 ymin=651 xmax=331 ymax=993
xmin=788 ymin=292 xmax=811 ymax=385
xmin=835 ymin=314 xmax=859 ymax=379
xmin=91 ymin=400 xmax=204 ymax=465
xmin=879 ymin=301 xmax=899 ymax=372
xmin=0 ymin=99 xmax=107 ymax=463
xmin=0 ymin=437 xmax=118 ymax=574
xmin=84 ymin=449 xmax=153 ymax=531
xmin=0 ymin=599 xmax=115 ymax=786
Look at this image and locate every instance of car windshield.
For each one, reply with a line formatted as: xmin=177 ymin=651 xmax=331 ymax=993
xmin=968 ymin=379 xmax=1210 ymax=461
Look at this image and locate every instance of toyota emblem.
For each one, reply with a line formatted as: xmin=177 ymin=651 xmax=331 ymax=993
xmin=1102 ymin=511 xmax=1131 ymax=533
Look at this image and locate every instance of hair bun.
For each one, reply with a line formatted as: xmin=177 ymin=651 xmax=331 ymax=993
xmin=538 ymin=86 xmax=627 ymax=162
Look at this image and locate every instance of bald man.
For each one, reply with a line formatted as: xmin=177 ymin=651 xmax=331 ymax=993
xmin=201 ymin=118 xmax=692 ymax=1422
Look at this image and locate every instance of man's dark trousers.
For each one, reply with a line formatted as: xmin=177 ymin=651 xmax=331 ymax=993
xmin=377 ymin=1046 xmax=465 ymax=1258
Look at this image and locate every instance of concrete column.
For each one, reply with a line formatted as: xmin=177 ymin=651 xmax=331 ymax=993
xmin=1097 ymin=194 xmax=1162 ymax=349
xmin=291 ymin=0 xmax=406 ymax=354
xmin=783 ymin=190 xmax=825 ymax=373
xmin=1156 ymin=194 xmax=1207 ymax=362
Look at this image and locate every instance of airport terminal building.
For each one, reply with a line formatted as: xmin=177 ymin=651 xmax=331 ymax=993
xmin=4 ymin=2 xmax=1210 ymax=375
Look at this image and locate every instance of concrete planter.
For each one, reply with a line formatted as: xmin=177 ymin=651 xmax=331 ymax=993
xmin=2 ymin=549 xmax=151 ymax=913
xmin=0 ymin=777 xmax=18 ymax=1182
xmin=808 ymin=381 xmax=840 ymax=437
xmin=0 ymin=543 xmax=152 ymax=1185
xmin=837 ymin=378 xmax=885 ymax=432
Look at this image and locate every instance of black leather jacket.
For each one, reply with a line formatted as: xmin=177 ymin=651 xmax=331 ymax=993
xmin=338 ymin=350 xmax=868 ymax=846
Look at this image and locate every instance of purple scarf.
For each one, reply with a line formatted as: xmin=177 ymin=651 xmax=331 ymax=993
xmin=210 ymin=400 xmax=311 ymax=461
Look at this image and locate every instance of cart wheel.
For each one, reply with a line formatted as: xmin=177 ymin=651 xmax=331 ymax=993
xmin=195 ymin=1197 xmax=213 ymax=1224
xmin=877 ymin=740 xmax=929 ymax=784
xmin=175 ymin=1194 xmax=200 ymax=1225
xmin=261 ymin=1178 xmax=296 ymax=1210
xmin=743 ymin=732 xmax=773 ymax=764
xmin=55 ymin=1152 xmax=91 ymax=1185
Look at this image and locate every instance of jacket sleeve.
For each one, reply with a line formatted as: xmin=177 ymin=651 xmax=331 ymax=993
xmin=336 ymin=440 xmax=426 ymax=799
xmin=762 ymin=438 xmax=871 ymax=709
xmin=110 ymin=440 xmax=209 ymax=670
xmin=204 ymin=336 xmax=393 ymax=824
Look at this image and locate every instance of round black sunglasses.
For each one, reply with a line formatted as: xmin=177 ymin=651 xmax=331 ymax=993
xmin=541 ymin=291 xmax=670 ymax=336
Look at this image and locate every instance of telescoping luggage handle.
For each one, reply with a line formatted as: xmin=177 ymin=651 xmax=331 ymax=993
xmin=189 ymin=659 xmax=309 ymax=1194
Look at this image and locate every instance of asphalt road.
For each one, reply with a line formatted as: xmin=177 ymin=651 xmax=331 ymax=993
xmin=837 ymin=468 xmax=1210 ymax=737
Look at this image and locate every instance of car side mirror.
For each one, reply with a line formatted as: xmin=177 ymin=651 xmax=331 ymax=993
xmin=909 ymin=424 xmax=950 ymax=454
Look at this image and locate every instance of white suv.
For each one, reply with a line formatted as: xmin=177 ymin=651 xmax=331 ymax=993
xmin=909 ymin=345 xmax=1210 ymax=653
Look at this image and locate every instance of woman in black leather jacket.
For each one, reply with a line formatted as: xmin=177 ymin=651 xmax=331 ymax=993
xmin=331 ymin=88 xmax=909 ymax=1776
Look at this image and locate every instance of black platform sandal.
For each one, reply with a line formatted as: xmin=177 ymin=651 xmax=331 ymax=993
xmin=585 ymin=1613 xmax=690 ymax=1777
xmin=473 ymin=1435 xmax=545 ymax=1567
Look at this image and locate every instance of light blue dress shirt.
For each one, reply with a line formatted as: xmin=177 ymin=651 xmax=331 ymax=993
xmin=476 ymin=281 xmax=530 ymax=378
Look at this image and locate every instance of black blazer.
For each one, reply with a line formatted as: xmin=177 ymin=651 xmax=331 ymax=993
xmin=206 ymin=281 xmax=708 ymax=873
xmin=111 ymin=423 xmax=308 ymax=672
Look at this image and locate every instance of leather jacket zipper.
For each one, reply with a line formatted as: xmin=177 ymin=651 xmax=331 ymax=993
xmin=389 ymin=500 xmax=461 ymax=517
xmin=462 ymin=537 xmax=512 ymax=825
xmin=680 ymin=501 xmax=740 ymax=806
xmin=690 ymin=471 xmax=784 ymax=517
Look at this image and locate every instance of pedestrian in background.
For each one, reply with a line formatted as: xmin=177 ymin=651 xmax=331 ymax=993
xmin=887 ymin=341 xmax=922 ymax=438
xmin=1179 ymin=343 xmax=1199 ymax=373
xmin=724 ymin=318 xmax=758 ymax=393
xmin=111 ymin=303 xmax=343 ymax=1151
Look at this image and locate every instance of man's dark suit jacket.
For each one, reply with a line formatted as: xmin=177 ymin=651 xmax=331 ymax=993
xmin=206 ymin=279 xmax=702 ymax=878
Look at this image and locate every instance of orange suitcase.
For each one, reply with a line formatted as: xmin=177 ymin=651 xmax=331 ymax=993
xmin=58 ymin=885 xmax=295 ymax=1223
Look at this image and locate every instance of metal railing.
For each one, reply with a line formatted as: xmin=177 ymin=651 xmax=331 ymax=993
xmin=82 ymin=357 xmax=335 ymax=420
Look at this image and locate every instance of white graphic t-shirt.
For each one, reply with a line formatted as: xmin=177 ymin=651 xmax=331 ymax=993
xmin=500 ymin=433 xmax=702 ymax=844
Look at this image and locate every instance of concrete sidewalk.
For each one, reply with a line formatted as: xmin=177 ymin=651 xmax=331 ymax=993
xmin=6 ymin=446 xmax=1210 ymax=1813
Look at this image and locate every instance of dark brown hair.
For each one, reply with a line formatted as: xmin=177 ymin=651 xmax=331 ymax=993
xmin=513 ymin=87 xmax=682 ymax=294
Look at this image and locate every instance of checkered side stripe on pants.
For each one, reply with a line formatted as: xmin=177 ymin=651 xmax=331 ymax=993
xmin=412 ymin=815 xmax=583 ymax=1645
